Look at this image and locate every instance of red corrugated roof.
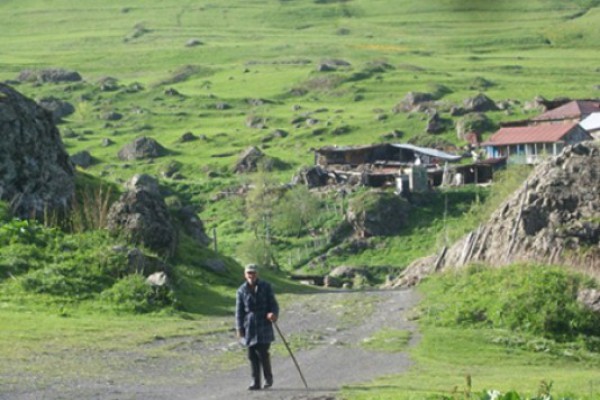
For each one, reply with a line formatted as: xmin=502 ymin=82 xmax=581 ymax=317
xmin=482 ymin=123 xmax=578 ymax=146
xmin=533 ymin=100 xmax=600 ymax=121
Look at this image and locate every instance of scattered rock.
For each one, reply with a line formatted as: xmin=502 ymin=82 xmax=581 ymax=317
xmin=17 ymin=68 xmax=82 ymax=84
xmin=36 ymin=96 xmax=75 ymax=123
xmin=107 ymin=174 xmax=177 ymax=256
xmin=97 ymin=76 xmax=120 ymax=92
xmin=178 ymin=131 xmax=198 ymax=142
xmin=174 ymin=205 xmax=211 ymax=246
xmin=463 ymin=93 xmax=499 ymax=112
xmin=102 ymin=111 xmax=123 ymax=121
xmin=425 ymin=111 xmax=446 ymax=134
xmin=185 ymin=38 xmax=204 ymax=47
xmin=118 ymin=136 xmax=167 ymax=161
xmin=70 ymin=150 xmax=94 ymax=168
xmin=393 ymin=91 xmax=435 ymax=113
xmin=245 ymin=115 xmax=267 ymax=129
xmin=233 ymin=146 xmax=265 ymax=173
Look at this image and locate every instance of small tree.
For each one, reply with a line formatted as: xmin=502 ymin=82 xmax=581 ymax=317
xmin=272 ymin=185 xmax=320 ymax=237
xmin=243 ymin=163 xmax=280 ymax=267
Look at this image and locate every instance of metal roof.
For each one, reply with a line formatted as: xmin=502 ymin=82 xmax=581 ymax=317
xmin=580 ymin=112 xmax=600 ymax=131
xmin=390 ymin=143 xmax=462 ymax=161
xmin=482 ymin=123 xmax=579 ymax=146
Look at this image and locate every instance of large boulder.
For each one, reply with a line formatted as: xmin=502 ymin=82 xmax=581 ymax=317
xmin=463 ymin=93 xmax=499 ymax=113
xmin=37 ymin=96 xmax=75 ymax=123
xmin=117 ymin=136 xmax=167 ymax=161
xmin=346 ymin=191 xmax=410 ymax=237
xmin=107 ymin=174 xmax=177 ymax=256
xmin=0 ymin=84 xmax=75 ymax=218
xmin=174 ymin=205 xmax=211 ymax=246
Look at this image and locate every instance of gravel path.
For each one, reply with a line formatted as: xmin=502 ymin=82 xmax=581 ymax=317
xmin=1 ymin=288 xmax=419 ymax=400
xmin=198 ymin=288 xmax=420 ymax=400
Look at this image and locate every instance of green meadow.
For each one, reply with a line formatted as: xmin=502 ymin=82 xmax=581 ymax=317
xmin=1 ymin=0 xmax=600 ymax=398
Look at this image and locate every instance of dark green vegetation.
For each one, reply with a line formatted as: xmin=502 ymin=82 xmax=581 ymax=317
xmin=1 ymin=1 xmax=599 ymax=398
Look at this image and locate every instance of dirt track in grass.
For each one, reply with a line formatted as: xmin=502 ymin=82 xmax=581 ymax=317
xmin=1 ymin=288 xmax=419 ymax=400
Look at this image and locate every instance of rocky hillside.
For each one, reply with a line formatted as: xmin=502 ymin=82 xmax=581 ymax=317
xmin=396 ymin=141 xmax=600 ymax=286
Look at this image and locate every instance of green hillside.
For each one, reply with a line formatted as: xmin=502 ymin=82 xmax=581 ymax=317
xmin=1 ymin=0 xmax=599 ymax=304
xmin=1 ymin=2 xmax=600 ymax=399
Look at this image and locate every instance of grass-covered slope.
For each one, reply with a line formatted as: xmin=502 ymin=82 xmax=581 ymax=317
xmin=1 ymin=0 xmax=599 ymax=312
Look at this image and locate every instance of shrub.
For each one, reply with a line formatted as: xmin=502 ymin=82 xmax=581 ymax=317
xmin=101 ymin=274 xmax=174 ymax=313
xmin=421 ymin=264 xmax=600 ymax=342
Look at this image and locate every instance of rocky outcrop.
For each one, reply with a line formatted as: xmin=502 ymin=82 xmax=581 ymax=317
xmin=0 ymin=84 xmax=75 ymax=218
xmin=395 ymin=141 xmax=600 ymax=287
xmin=107 ymin=175 xmax=177 ymax=256
xmin=347 ymin=191 xmax=410 ymax=237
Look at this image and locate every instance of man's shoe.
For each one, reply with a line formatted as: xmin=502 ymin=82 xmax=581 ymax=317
xmin=263 ymin=380 xmax=273 ymax=389
xmin=248 ymin=383 xmax=261 ymax=391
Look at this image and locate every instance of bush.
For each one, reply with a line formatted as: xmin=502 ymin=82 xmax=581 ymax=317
xmin=101 ymin=274 xmax=174 ymax=313
xmin=0 ymin=244 xmax=46 ymax=280
xmin=421 ymin=264 xmax=600 ymax=342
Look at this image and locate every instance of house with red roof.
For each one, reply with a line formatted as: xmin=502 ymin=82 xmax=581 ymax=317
xmin=532 ymin=100 xmax=600 ymax=123
xmin=482 ymin=122 xmax=592 ymax=164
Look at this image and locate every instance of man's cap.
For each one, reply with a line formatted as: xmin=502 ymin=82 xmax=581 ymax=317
xmin=245 ymin=264 xmax=258 ymax=273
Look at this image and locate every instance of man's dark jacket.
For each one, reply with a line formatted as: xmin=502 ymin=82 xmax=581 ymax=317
xmin=236 ymin=279 xmax=279 ymax=347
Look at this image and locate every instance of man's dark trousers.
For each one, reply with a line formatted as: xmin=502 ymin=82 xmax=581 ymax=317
xmin=248 ymin=343 xmax=272 ymax=387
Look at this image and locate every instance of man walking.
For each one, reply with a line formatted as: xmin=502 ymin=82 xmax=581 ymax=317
xmin=236 ymin=264 xmax=279 ymax=390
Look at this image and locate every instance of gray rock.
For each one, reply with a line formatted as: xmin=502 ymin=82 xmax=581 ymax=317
xmin=463 ymin=93 xmax=499 ymax=112
xmin=577 ymin=289 xmax=600 ymax=313
xmin=175 ymin=205 xmax=211 ymax=246
xmin=0 ymin=84 xmax=75 ymax=218
xmin=70 ymin=150 xmax=94 ymax=168
xmin=118 ymin=136 xmax=167 ymax=161
xmin=37 ymin=96 xmax=75 ymax=123
xmin=17 ymin=68 xmax=82 ymax=83
xmin=233 ymin=146 xmax=264 ymax=173
xmin=107 ymin=175 xmax=177 ymax=256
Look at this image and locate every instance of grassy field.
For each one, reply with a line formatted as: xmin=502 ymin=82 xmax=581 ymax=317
xmin=1 ymin=1 xmax=600 ymax=398
xmin=1 ymin=0 xmax=598 ymax=265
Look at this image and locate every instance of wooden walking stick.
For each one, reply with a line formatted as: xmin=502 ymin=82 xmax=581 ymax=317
xmin=273 ymin=321 xmax=309 ymax=389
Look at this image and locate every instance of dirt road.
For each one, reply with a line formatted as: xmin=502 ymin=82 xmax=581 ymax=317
xmin=2 ymin=288 xmax=419 ymax=400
